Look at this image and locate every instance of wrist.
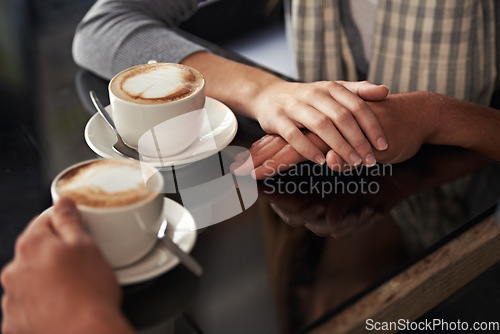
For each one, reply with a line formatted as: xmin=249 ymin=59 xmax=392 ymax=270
xmin=249 ymin=76 xmax=287 ymax=121
xmin=181 ymin=51 xmax=284 ymax=120
xmin=423 ymin=92 xmax=447 ymax=145
xmin=227 ymin=67 xmax=285 ymax=120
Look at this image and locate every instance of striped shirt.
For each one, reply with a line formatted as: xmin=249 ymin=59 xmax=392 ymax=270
xmin=292 ymin=0 xmax=499 ymax=105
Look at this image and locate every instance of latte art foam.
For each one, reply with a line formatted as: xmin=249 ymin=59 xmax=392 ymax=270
xmin=56 ymin=160 xmax=158 ymax=208
xmin=111 ymin=63 xmax=203 ymax=105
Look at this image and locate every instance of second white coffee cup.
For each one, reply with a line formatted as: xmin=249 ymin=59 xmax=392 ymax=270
xmin=51 ymin=158 xmax=165 ymax=268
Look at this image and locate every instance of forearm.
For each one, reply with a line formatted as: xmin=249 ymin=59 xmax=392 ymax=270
xmin=429 ymin=95 xmax=500 ymax=162
xmin=72 ymin=0 xmax=207 ymax=80
xmin=181 ymin=51 xmax=284 ymax=119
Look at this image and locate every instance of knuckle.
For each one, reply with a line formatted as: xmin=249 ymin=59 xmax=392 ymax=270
xmin=282 ymin=127 xmax=301 ymax=142
xmin=261 ymin=124 xmax=273 ymax=134
xmin=326 ymin=80 xmax=340 ymax=89
xmin=364 ymin=122 xmax=382 ymax=135
xmin=350 ymin=100 xmax=367 ymax=114
xmin=14 ymin=236 xmax=31 ymax=257
xmin=333 ymin=109 xmax=351 ymax=124
xmin=259 ymin=121 xmax=274 ymax=134
xmin=0 ymin=263 xmax=13 ymax=287
xmin=302 ymin=86 xmax=322 ymax=100
xmin=310 ymin=115 xmax=330 ymax=130
xmin=351 ymin=138 xmax=370 ymax=151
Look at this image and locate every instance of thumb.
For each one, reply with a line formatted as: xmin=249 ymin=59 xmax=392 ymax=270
xmin=336 ymin=81 xmax=389 ymax=101
xmin=52 ymin=197 xmax=87 ymax=244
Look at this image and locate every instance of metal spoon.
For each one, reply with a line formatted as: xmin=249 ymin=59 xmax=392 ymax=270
xmin=89 ymin=91 xmax=140 ymax=160
xmin=158 ymin=219 xmax=203 ymax=276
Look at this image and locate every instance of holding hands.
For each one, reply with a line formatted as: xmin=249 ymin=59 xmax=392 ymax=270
xmin=182 ymin=53 xmax=388 ymax=169
xmin=234 ymin=90 xmax=441 ymax=179
xmin=250 ymin=80 xmax=389 ymax=167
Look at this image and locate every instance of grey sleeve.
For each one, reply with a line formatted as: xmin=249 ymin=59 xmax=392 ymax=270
xmin=72 ymin=0 xmax=209 ymax=80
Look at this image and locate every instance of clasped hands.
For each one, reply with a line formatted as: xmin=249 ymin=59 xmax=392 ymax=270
xmin=234 ymin=81 xmax=437 ymax=179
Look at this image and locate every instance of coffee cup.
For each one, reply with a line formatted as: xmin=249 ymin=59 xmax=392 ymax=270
xmin=51 ymin=158 xmax=164 ymax=268
xmin=109 ymin=61 xmax=206 ymax=157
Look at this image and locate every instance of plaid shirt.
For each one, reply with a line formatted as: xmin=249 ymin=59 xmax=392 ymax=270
xmin=292 ymin=0 xmax=499 ymax=105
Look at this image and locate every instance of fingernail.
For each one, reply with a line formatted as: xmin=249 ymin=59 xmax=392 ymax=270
xmin=314 ymin=155 xmax=325 ymax=165
xmin=365 ymin=154 xmax=376 ymax=167
xmin=377 ymin=137 xmax=388 ymax=150
xmin=350 ymin=153 xmax=362 ymax=166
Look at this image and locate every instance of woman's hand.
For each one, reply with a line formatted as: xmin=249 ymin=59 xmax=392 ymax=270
xmin=250 ymin=80 xmax=389 ymax=167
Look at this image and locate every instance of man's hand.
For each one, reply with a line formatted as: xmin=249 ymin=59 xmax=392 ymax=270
xmin=1 ymin=198 xmax=135 ymax=334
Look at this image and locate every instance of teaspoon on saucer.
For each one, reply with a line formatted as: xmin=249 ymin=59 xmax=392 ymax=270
xmin=158 ymin=219 xmax=203 ymax=276
xmin=89 ymin=91 xmax=140 ymax=160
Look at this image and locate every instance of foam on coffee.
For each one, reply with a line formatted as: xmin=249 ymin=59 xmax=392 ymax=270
xmin=55 ymin=160 xmax=159 ymax=208
xmin=110 ymin=63 xmax=204 ymax=105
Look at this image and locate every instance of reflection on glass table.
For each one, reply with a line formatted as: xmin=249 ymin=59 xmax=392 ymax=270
xmin=257 ymin=146 xmax=500 ymax=333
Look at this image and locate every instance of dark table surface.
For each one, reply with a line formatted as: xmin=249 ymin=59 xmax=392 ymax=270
xmin=2 ymin=4 xmax=500 ymax=334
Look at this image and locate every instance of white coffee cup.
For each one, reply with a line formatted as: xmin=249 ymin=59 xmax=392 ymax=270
xmin=51 ymin=158 xmax=165 ymax=268
xmin=109 ymin=61 xmax=206 ymax=158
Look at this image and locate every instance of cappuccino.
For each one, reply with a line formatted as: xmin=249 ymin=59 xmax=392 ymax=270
xmin=110 ymin=63 xmax=204 ymax=105
xmin=51 ymin=158 xmax=165 ymax=268
xmin=55 ymin=159 xmax=159 ymax=208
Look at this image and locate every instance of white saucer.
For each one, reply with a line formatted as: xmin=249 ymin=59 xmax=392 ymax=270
xmin=115 ymin=198 xmax=197 ymax=285
xmin=41 ymin=198 xmax=197 ymax=285
xmin=85 ymin=97 xmax=238 ymax=168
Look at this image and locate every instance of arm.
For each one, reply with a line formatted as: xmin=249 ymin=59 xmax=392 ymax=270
xmin=428 ymin=94 xmax=500 ymax=162
xmin=1 ymin=198 xmax=136 ymax=334
xmin=241 ymin=91 xmax=500 ymax=179
xmin=72 ymin=0 xmax=207 ymax=80
xmin=73 ymin=0 xmax=388 ymax=167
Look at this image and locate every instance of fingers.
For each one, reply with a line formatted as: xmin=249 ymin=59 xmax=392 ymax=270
xmin=336 ymin=80 xmax=389 ymax=101
xmin=272 ymin=116 xmax=326 ymax=165
xmin=51 ymin=197 xmax=87 ymax=245
xmin=238 ymin=132 xmax=329 ymax=179
xmin=252 ymin=142 xmax=305 ymax=179
xmin=231 ymin=135 xmax=284 ymax=176
xmin=325 ymin=150 xmax=346 ymax=172
xmin=17 ymin=213 xmax=55 ymax=252
xmin=326 ymin=82 xmax=388 ymax=162
xmin=279 ymin=81 xmax=387 ymax=168
xmin=254 ymin=80 xmax=390 ymax=169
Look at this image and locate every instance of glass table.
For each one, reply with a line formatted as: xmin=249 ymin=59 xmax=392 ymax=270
xmin=1 ymin=8 xmax=500 ymax=334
